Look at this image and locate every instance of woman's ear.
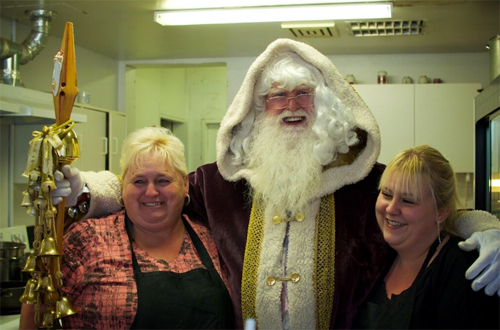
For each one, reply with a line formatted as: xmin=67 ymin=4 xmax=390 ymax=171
xmin=184 ymin=175 xmax=189 ymax=194
xmin=437 ymin=206 xmax=451 ymax=223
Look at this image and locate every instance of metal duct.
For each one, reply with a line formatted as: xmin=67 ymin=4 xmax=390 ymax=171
xmin=1 ymin=9 xmax=56 ymax=86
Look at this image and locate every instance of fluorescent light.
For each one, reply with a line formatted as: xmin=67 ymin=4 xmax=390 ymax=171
xmin=154 ymin=3 xmax=393 ymax=26
xmin=160 ymin=0 xmax=385 ymax=10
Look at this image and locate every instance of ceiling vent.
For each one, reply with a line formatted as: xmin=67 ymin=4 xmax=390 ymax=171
xmin=281 ymin=22 xmax=340 ymax=38
xmin=349 ymin=20 xmax=426 ymax=37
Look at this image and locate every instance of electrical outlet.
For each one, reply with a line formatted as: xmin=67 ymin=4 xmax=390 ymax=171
xmin=0 ymin=225 xmax=30 ymax=250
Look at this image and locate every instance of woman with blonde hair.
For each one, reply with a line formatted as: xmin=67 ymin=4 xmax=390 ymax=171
xmin=21 ymin=127 xmax=234 ymax=329
xmin=354 ymin=145 xmax=499 ymax=329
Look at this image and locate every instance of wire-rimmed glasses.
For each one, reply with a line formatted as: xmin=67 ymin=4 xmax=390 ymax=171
xmin=266 ymin=92 xmax=315 ymax=110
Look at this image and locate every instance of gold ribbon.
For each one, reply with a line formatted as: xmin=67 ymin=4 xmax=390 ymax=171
xmin=314 ymin=194 xmax=335 ymax=330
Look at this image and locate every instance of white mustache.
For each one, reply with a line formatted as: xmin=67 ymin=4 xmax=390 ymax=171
xmin=278 ymin=109 xmax=309 ymax=120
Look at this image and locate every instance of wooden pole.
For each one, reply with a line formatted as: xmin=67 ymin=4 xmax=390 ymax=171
xmin=52 ymin=22 xmax=78 ymax=265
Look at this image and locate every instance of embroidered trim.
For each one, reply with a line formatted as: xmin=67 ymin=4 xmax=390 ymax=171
xmin=314 ymin=194 xmax=336 ymax=330
xmin=241 ymin=195 xmax=336 ymax=328
xmin=241 ymin=198 xmax=265 ymax=327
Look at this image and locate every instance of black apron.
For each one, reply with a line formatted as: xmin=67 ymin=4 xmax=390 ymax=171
xmin=125 ymin=215 xmax=234 ymax=329
xmin=354 ymin=239 xmax=441 ymax=329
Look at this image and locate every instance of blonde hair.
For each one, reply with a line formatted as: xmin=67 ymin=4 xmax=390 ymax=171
xmin=120 ymin=127 xmax=188 ymax=180
xmin=380 ymin=145 xmax=460 ymax=232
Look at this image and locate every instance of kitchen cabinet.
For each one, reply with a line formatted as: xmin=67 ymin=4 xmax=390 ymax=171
xmin=71 ymin=105 xmax=127 ymax=175
xmin=8 ymin=103 xmax=126 ymax=227
xmin=108 ymin=110 xmax=127 ymax=174
xmin=353 ymin=84 xmax=414 ymax=165
xmin=414 ymin=84 xmax=480 ymax=173
xmin=0 ymin=84 xmax=86 ymax=123
xmin=70 ymin=106 xmax=108 ymax=172
xmin=13 ymin=106 xmax=106 ymax=184
xmin=353 ymin=83 xmax=480 ymax=172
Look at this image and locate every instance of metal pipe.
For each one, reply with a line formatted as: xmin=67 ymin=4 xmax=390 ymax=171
xmin=19 ymin=9 xmax=56 ymax=64
xmin=0 ymin=9 xmax=56 ymax=85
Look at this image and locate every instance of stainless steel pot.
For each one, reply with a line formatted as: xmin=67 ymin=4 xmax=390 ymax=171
xmin=0 ymin=242 xmax=27 ymax=282
xmin=0 ymin=281 xmax=26 ymax=315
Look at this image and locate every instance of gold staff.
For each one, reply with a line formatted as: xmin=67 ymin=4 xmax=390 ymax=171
xmin=20 ymin=22 xmax=79 ymax=328
xmin=52 ymin=22 xmax=79 ymax=255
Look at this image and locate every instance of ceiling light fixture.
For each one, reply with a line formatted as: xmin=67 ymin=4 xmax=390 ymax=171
xmin=160 ymin=0 xmax=386 ymax=10
xmin=154 ymin=3 xmax=393 ymax=26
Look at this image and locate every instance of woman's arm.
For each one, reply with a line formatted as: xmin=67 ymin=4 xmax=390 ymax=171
xmin=19 ymin=303 xmax=38 ymax=330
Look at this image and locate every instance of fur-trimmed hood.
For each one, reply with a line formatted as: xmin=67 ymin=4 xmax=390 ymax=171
xmin=216 ymin=38 xmax=381 ymax=198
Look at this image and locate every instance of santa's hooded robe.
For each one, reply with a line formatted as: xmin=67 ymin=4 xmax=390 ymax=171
xmin=187 ymin=38 xmax=388 ymax=329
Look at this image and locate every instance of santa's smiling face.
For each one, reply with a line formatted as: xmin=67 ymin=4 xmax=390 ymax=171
xmin=265 ymin=86 xmax=315 ymax=130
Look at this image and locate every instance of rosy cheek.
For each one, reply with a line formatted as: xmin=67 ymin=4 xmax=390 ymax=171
xmin=266 ymin=107 xmax=283 ymax=117
xmin=375 ymin=198 xmax=386 ymax=214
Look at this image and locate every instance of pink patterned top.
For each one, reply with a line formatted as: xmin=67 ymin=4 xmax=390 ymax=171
xmin=61 ymin=210 xmax=227 ymax=329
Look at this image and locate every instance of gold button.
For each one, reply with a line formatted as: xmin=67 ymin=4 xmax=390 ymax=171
xmin=272 ymin=216 xmax=282 ymax=224
xmin=295 ymin=213 xmax=304 ymax=222
xmin=290 ymin=273 xmax=300 ymax=283
xmin=266 ymin=276 xmax=276 ymax=286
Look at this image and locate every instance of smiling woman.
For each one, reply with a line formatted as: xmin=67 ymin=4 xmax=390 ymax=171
xmin=20 ymin=127 xmax=234 ymax=330
xmin=354 ymin=145 xmax=500 ymax=330
xmin=120 ymin=129 xmax=189 ymax=252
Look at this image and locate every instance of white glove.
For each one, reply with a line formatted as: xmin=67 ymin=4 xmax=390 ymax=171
xmin=458 ymin=229 xmax=500 ymax=296
xmin=50 ymin=165 xmax=85 ymax=207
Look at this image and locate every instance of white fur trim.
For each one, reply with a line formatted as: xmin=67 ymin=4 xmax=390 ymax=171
xmin=255 ymin=200 xmax=319 ymax=329
xmin=287 ymin=200 xmax=318 ymax=329
xmin=454 ymin=210 xmax=500 ymax=238
xmin=256 ymin=206 xmax=288 ymax=328
xmin=82 ymin=171 xmax=122 ymax=219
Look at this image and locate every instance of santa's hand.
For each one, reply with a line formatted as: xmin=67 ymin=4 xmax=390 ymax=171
xmin=458 ymin=229 xmax=500 ymax=296
xmin=50 ymin=165 xmax=84 ymax=207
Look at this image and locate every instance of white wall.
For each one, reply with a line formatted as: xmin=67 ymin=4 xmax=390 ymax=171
xmin=120 ymin=52 xmax=490 ymax=112
xmin=0 ymin=18 xmax=119 ymax=110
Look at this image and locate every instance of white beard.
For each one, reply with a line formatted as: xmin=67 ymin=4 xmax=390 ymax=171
xmin=246 ymin=111 xmax=322 ymax=217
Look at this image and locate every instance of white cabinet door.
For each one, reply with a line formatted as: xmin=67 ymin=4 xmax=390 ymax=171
xmin=353 ymin=85 xmax=415 ymax=165
xmin=109 ymin=111 xmax=127 ymax=175
xmin=414 ymin=84 xmax=480 ymax=173
xmin=11 ymin=107 xmax=107 ymax=227
xmin=12 ymin=107 xmax=106 ymax=182
xmin=71 ymin=106 xmax=108 ymax=172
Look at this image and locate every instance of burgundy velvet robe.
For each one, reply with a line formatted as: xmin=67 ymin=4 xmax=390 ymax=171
xmin=184 ymin=162 xmax=391 ymax=329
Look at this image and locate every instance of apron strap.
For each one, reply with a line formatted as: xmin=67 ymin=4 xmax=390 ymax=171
xmin=125 ymin=213 xmax=223 ymax=286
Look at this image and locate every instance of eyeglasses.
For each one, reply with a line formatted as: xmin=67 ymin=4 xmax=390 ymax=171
xmin=266 ymin=92 xmax=315 ymax=110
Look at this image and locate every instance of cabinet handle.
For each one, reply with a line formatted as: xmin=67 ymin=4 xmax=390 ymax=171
xmin=112 ymin=137 xmax=118 ymax=155
xmin=102 ymin=137 xmax=108 ymax=155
